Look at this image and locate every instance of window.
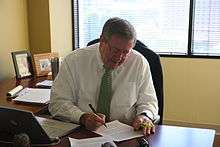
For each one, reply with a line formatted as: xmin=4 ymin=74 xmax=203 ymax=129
xmin=193 ymin=0 xmax=220 ymax=55
xmin=73 ymin=0 xmax=220 ymax=57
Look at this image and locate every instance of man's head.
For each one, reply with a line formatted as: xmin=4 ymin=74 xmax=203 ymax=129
xmin=99 ymin=17 xmax=137 ymax=69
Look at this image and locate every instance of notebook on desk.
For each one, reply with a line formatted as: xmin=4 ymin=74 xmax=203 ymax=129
xmin=0 ymin=106 xmax=79 ymax=145
xmin=7 ymin=86 xmax=51 ymax=104
xmin=12 ymin=88 xmax=51 ymax=104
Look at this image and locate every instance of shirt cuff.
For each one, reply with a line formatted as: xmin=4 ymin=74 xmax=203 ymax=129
xmin=137 ymin=110 xmax=154 ymax=121
xmin=71 ymin=110 xmax=86 ymax=124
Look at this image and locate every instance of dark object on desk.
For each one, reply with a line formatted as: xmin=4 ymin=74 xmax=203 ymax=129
xmin=138 ymin=138 xmax=149 ymax=147
xmin=51 ymin=57 xmax=59 ymax=80
xmin=13 ymin=133 xmax=30 ymax=147
xmin=102 ymin=142 xmax=117 ymax=147
xmin=87 ymin=39 xmax=164 ymax=125
xmin=0 ymin=106 xmax=57 ymax=145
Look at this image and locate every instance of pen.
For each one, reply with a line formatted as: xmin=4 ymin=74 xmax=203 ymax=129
xmin=88 ymin=104 xmax=107 ymax=128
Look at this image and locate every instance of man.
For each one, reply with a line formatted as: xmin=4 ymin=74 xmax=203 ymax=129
xmin=49 ymin=17 xmax=159 ymax=136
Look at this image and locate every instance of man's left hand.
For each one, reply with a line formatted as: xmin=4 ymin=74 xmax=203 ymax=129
xmin=132 ymin=115 xmax=155 ymax=136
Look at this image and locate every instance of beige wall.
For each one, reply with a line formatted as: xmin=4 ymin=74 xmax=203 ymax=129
xmin=49 ymin=0 xmax=72 ymax=57
xmin=161 ymin=57 xmax=220 ymax=126
xmin=0 ymin=0 xmax=72 ymax=81
xmin=0 ymin=0 xmax=29 ymax=81
xmin=27 ymin=0 xmax=51 ymax=54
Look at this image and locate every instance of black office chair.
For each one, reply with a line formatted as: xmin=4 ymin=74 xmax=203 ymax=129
xmin=87 ymin=39 xmax=164 ymax=125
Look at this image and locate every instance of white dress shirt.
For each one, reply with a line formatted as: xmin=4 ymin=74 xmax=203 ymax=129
xmin=49 ymin=43 xmax=158 ymax=125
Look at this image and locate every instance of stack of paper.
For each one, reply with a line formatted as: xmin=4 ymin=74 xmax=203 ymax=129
xmin=69 ymin=120 xmax=143 ymax=147
xmin=36 ymin=116 xmax=79 ymax=138
xmin=94 ymin=120 xmax=143 ymax=141
xmin=36 ymin=80 xmax=53 ymax=87
xmin=13 ymin=88 xmax=51 ymax=104
xmin=69 ymin=136 xmax=117 ymax=147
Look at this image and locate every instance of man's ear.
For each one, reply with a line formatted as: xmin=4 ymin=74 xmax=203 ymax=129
xmin=100 ymin=35 xmax=105 ymax=43
xmin=99 ymin=35 xmax=105 ymax=48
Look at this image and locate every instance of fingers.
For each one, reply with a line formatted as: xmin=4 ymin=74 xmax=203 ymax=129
xmin=132 ymin=118 xmax=142 ymax=131
xmin=141 ymin=122 xmax=155 ymax=136
xmin=97 ymin=113 xmax=106 ymax=120
xmin=81 ymin=113 xmax=106 ymax=131
xmin=132 ymin=115 xmax=155 ymax=136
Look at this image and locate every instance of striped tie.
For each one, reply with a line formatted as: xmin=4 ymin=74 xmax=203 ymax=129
xmin=97 ymin=66 xmax=112 ymax=122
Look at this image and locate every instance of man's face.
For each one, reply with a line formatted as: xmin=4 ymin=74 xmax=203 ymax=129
xmin=100 ymin=35 xmax=134 ymax=69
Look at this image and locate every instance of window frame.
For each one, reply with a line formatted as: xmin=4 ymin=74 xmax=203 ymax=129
xmin=72 ymin=0 xmax=220 ymax=59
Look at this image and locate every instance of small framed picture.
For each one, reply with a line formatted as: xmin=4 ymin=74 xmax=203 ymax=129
xmin=33 ymin=52 xmax=58 ymax=77
xmin=11 ymin=50 xmax=33 ymax=79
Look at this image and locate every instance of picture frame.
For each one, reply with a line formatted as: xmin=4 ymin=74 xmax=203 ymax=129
xmin=11 ymin=50 xmax=33 ymax=79
xmin=32 ymin=52 xmax=59 ymax=77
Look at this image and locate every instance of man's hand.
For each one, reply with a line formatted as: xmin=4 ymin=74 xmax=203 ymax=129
xmin=132 ymin=115 xmax=155 ymax=136
xmin=80 ymin=112 xmax=106 ymax=131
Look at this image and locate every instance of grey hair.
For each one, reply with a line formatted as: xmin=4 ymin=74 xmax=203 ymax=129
xmin=101 ymin=17 xmax=137 ymax=44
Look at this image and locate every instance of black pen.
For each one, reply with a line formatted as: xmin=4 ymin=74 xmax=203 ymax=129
xmin=88 ymin=104 xmax=107 ymax=128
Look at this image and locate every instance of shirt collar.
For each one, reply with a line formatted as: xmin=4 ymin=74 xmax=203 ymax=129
xmin=96 ymin=43 xmax=104 ymax=71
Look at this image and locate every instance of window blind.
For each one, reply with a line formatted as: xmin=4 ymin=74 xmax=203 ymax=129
xmin=76 ymin=0 xmax=190 ymax=54
xmin=193 ymin=0 xmax=220 ymax=55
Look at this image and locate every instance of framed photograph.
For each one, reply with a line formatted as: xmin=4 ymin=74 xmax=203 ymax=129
xmin=33 ymin=52 xmax=58 ymax=77
xmin=11 ymin=50 xmax=33 ymax=79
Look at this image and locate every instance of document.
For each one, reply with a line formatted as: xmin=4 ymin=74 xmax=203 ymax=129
xmin=36 ymin=116 xmax=79 ymax=138
xmin=69 ymin=136 xmax=117 ymax=147
xmin=13 ymin=88 xmax=51 ymax=104
xmin=94 ymin=120 xmax=143 ymax=142
xmin=36 ymin=80 xmax=53 ymax=87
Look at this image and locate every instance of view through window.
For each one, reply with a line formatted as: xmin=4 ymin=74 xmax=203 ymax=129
xmin=193 ymin=0 xmax=220 ymax=55
xmin=74 ymin=0 xmax=220 ymax=56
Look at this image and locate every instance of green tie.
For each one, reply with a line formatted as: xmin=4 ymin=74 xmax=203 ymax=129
xmin=97 ymin=66 xmax=112 ymax=122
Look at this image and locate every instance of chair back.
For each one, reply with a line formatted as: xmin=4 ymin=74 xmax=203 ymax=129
xmin=87 ymin=39 xmax=164 ymax=125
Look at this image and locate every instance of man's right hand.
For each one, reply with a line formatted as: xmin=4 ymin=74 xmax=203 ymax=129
xmin=79 ymin=112 xmax=106 ymax=131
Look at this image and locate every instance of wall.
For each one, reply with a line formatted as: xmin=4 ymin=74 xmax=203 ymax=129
xmin=27 ymin=0 xmax=51 ymax=54
xmin=0 ymin=0 xmax=29 ymax=81
xmin=0 ymin=0 xmax=72 ymax=80
xmin=49 ymin=0 xmax=72 ymax=58
xmin=161 ymin=57 xmax=220 ymax=128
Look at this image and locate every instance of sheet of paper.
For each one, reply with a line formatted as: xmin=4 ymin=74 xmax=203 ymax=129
xmin=13 ymin=88 xmax=51 ymax=104
xmin=36 ymin=116 xmax=79 ymax=138
xmin=69 ymin=136 xmax=117 ymax=147
xmin=36 ymin=80 xmax=53 ymax=87
xmin=94 ymin=120 xmax=143 ymax=142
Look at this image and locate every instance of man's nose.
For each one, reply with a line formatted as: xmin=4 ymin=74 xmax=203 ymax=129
xmin=113 ymin=53 xmax=124 ymax=60
xmin=115 ymin=51 xmax=126 ymax=58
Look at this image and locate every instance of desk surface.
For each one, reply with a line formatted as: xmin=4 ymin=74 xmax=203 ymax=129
xmin=0 ymin=76 xmax=50 ymax=114
xmin=0 ymin=124 xmax=215 ymax=147
xmin=52 ymin=125 xmax=215 ymax=147
xmin=53 ymin=125 xmax=215 ymax=147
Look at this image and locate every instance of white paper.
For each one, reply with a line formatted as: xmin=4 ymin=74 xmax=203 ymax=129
xmin=36 ymin=116 xmax=79 ymax=138
xmin=36 ymin=80 xmax=53 ymax=87
xmin=94 ymin=120 xmax=143 ymax=142
xmin=13 ymin=88 xmax=51 ymax=104
xmin=69 ymin=136 xmax=117 ymax=147
xmin=7 ymin=85 xmax=23 ymax=97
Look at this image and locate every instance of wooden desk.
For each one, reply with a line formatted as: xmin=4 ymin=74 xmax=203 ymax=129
xmin=54 ymin=125 xmax=215 ymax=147
xmin=0 ymin=76 xmax=50 ymax=114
